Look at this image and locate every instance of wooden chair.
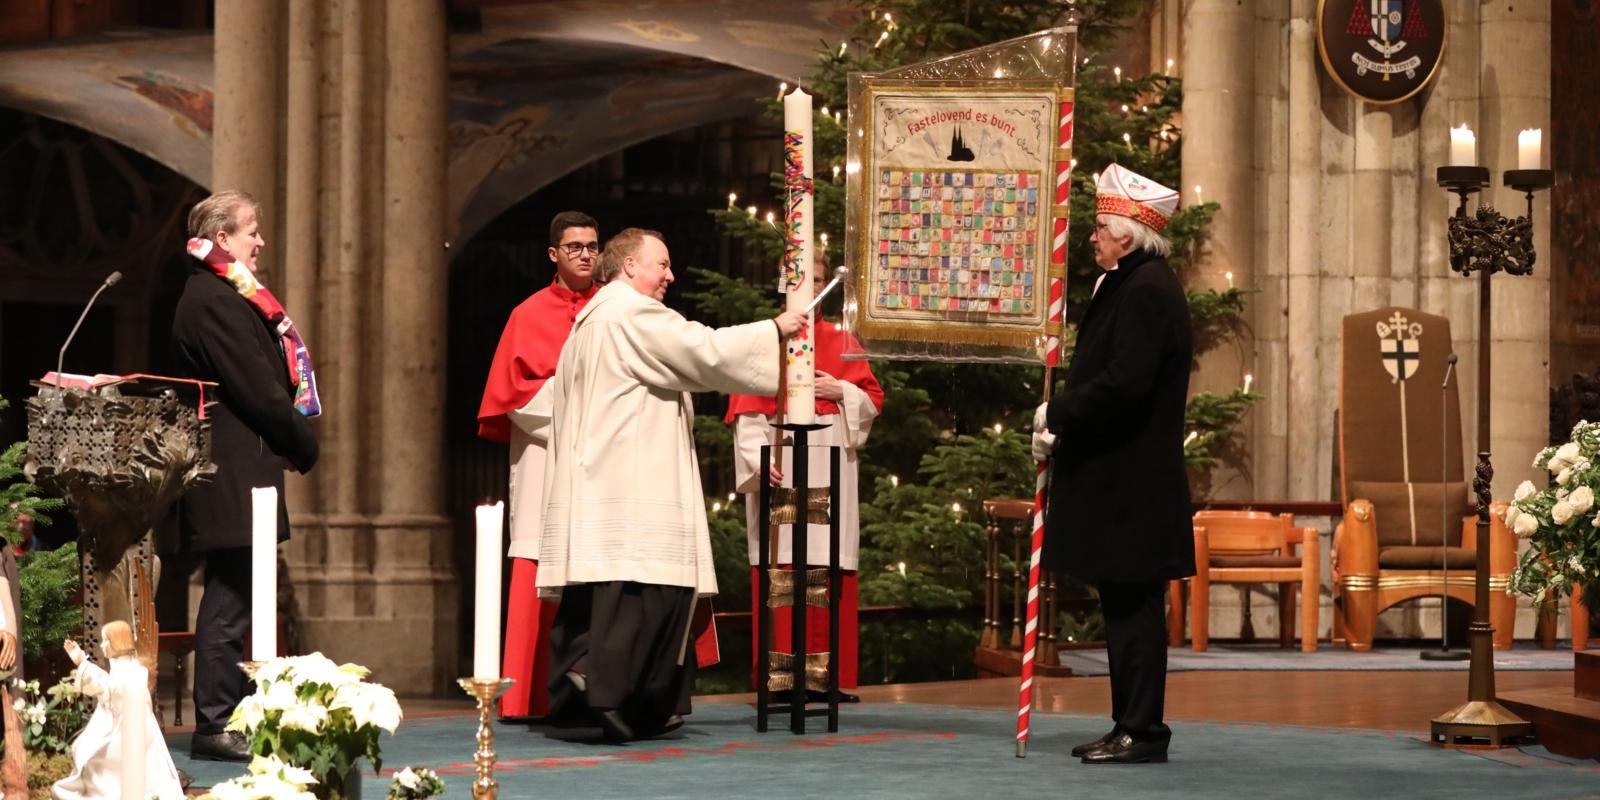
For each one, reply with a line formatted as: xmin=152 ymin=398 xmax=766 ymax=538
xmin=1335 ymin=307 xmax=1516 ymax=651
xmin=1171 ymin=510 xmax=1320 ymax=652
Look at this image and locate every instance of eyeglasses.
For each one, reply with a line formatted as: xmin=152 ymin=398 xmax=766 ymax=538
xmin=558 ymin=242 xmax=600 ymax=256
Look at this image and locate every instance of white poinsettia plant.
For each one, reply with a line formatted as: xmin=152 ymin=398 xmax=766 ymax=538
xmin=1505 ymin=420 xmax=1600 ymax=605
xmin=227 ymin=653 xmax=403 ymax=793
xmin=199 ymin=754 xmax=320 ymax=800
xmin=386 ymin=766 xmax=446 ymax=799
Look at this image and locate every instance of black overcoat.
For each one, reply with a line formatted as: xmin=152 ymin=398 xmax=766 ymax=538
xmin=170 ymin=266 xmax=318 ymax=552
xmin=1042 ymin=248 xmax=1196 ymax=584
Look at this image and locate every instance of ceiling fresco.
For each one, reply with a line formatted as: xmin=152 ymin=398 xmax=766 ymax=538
xmin=0 ymin=2 xmax=850 ymax=245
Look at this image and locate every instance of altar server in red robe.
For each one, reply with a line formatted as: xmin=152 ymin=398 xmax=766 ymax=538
xmin=476 ymin=211 xmax=601 ymax=720
xmin=727 ymin=257 xmax=884 ymax=700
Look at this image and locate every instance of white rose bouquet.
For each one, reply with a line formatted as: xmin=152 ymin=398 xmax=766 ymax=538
xmin=1505 ymin=420 xmax=1600 ymax=606
xmin=386 ymin=766 xmax=446 ymax=799
xmin=227 ymin=653 xmax=403 ymax=799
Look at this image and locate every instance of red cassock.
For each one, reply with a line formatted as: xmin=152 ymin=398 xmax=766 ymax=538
xmin=477 ymin=279 xmax=596 ymax=718
xmin=727 ymin=319 xmax=883 ymax=689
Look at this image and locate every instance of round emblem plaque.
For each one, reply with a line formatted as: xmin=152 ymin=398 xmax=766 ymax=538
xmin=1316 ymin=0 xmax=1446 ymax=105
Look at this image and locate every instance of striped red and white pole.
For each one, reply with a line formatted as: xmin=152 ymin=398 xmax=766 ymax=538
xmin=1017 ymin=97 xmax=1072 ymax=759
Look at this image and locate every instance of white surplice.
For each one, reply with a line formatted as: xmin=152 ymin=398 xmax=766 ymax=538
xmin=532 ymin=281 xmax=780 ymax=597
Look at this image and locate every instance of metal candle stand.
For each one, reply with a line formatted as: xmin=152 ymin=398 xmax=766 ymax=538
xmin=1428 ymin=163 xmax=1553 ymax=747
xmin=755 ymin=422 xmax=843 ymax=734
xmin=457 ymin=677 xmax=513 ymax=799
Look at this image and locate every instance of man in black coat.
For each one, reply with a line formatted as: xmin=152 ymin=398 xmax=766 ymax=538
xmin=1036 ymin=164 xmax=1195 ymax=764
xmin=171 ymin=190 xmax=319 ymax=761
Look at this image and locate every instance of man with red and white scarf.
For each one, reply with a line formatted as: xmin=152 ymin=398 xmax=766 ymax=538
xmin=172 ymin=190 xmax=319 ymax=762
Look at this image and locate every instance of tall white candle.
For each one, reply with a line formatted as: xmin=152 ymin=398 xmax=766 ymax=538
xmin=473 ymin=502 xmax=504 ymax=679
xmin=250 ymin=486 xmax=277 ymax=662
xmin=782 ymin=87 xmax=816 ymax=424
xmin=1448 ymin=124 xmax=1476 ymax=167
xmin=1517 ymin=128 xmax=1542 ymax=170
xmin=120 ymin=667 xmax=146 ymax=798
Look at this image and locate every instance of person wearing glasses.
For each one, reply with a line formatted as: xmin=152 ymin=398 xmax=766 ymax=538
xmin=476 ymin=210 xmax=602 ymax=721
xmin=1034 ymin=164 xmax=1194 ymax=764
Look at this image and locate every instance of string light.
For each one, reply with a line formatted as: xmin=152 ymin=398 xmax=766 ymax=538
xmin=876 ymin=30 xmax=889 ymax=47
xmin=994 ymin=67 xmax=1005 ymax=78
xmin=1243 ymin=374 xmax=1253 ymax=394
xmin=1122 ymin=132 xmax=1132 ymax=145
xmin=1194 ymin=185 xmax=1204 ymax=205
xmin=993 ymin=423 xmax=1003 ymax=433
xmin=1113 ymin=66 xmax=1122 ymax=82
xmin=746 ymin=205 xmax=758 ymax=217
xmin=1120 ymin=104 xmax=1130 ymax=115
xmin=821 ymin=105 xmax=830 ymax=118
xmin=834 ymin=111 xmax=842 ymax=124
xmin=728 ymin=493 xmax=736 ymax=502
xmin=898 ymin=561 xmax=907 ymax=577
xmin=832 ymin=164 xmax=841 ymax=180
xmin=728 ymin=192 xmax=737 ymax=207
xmin=765 ymin=211 xmax=777 ymax=227
xmin=1069 ymin=158 xmax=1077 ymax=169
xmin=839 ymin=41 xmax=848 ymax=56
xmin=1141 ymin=105 xmax=1149 ymax=113
xmin=820 ymin=232 xmax=829 ymax=247
xmin=1166 ymin=57 xmax=1176 ymax=72
xmin=778 ymin=81 xmax=787 ymax=100
xmin=890 ymin=474 xmax=899 ymax=487
xmin=1184 ymin=431 xmax=1198 ymax=446
xmin=1225 ymin=271 xmax=1234 ymax=289
xmin=951 ymin=502 xmax=962 ymax=514
xmin=712 ymin=502 xmax=722 ymax=512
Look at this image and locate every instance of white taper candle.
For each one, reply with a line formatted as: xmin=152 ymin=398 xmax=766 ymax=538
xmin=783 ymin=87 xmax=816 ymax=424
xmin=250 ymin=486 xmax=277 ymax=662
xmin=1517 ymin=128 xmax=1542 ymax=170
xmin=474 ymin=502 xmax=505 ymax=679
xmin=120 ymin=666 xmax=146 ymax=798
xmin=1449 ymin=124 xmax=1476 ymax=167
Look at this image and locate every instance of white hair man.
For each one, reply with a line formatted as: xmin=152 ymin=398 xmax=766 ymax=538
xmin=1034 ymin=163 xmax=1195 ymax=764
xmin=531 ymin=228 xmax=804 ymax=741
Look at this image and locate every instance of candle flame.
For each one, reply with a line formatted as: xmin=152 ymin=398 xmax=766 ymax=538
xmin=1184 ymin=431 xmax=1198 ymax=445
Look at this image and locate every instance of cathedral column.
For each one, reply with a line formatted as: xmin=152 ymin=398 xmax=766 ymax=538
xmin=376 ymin=0 xmax=458 ymax=693
xmin=281 ymin=0 xmax=322 ymax=516
xmin=1283 ymin=2 xmax=1322 ymax=500
xmin=211 ymin=0 xmax=283 ymax=284
xmin=1182 ymin=0 xmax=1256 ymax=498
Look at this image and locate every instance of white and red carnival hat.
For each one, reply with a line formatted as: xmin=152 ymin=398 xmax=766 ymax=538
xmin=1094 ymin=163 xmax=1179 ymax=232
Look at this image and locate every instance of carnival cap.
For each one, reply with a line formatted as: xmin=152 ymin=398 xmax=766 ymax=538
xmin=1095 ymin=163 xmax=1179 ymax=232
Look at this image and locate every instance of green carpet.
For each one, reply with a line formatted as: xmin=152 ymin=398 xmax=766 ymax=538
xmin=171 ymin=701 xmax=1600 ymax=799
xmin=1056 ymin=642 xmax=1582 ymax=675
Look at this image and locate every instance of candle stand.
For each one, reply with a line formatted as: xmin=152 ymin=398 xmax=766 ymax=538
xmin=1428 ymin=163 xmax=1553 ymax=748
xmin=458 ymin=677 xmax=513 ymax=799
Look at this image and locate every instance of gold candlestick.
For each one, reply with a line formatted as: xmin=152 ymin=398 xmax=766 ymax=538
xmin=457 ymin=677 xmax=513 ymax=799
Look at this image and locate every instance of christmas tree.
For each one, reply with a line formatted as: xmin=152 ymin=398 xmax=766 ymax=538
xmin=694 ymin=0 xmax=1258 ymax=684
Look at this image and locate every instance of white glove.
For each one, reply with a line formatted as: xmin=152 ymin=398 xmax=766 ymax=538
xmin=1033 ymin=401 xmax=1049 ymax=433
xmin=1031 ymin=428 xmax=1057 ymax=462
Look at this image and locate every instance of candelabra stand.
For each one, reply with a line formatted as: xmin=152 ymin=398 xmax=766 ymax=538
xmin=1428 ymin=164 xmax=1554 ymax=747
xmin=457 ymin=677 xmax=514 ymax=799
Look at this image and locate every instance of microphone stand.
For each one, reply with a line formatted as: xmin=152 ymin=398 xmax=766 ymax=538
xmin=1422 ymin=353 xmax=1468 ymax=661
xmin=54 ymin=270 xmax=123 ymax=387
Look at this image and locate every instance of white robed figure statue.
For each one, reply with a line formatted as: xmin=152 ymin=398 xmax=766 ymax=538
xmin=52 ymin=622 xmax=184 ymax=800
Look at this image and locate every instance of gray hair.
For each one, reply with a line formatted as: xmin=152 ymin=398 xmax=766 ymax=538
xmin=187 ymin=190 xmax=260 ymax=240
xmin=1102 ymin=213 xmax=1172 ymax=258
xmin=599 ymin=227 xmax=663 ymax=282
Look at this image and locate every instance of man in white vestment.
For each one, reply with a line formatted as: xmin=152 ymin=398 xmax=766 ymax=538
xmin=534 ymin=227 xmax=805 ymax=741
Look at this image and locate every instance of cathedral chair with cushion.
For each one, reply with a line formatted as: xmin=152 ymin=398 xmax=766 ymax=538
xmin=1333 ymin=307 xmax=1515 ymax=651
xmin=1173 ymin=510 xmax=1320 ymax=652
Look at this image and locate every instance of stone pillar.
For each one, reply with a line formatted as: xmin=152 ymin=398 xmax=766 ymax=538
xmin=1182 ymin=0 xmax=1255 ymax=498
xmin=212 ymin=0 xmax=283 ymax=283
xmin=1350 ymin=107 xmax=1394 ymax=314
xmin=1283 ymin=5 xmax=1322 ymax=500
xmin=281 ymin=0 xmax=321 ymax=516
xmin=378 ymin=0 xmax=457 ymax=694
xmin=1478 ymin=3 xmax=1550 ymax=500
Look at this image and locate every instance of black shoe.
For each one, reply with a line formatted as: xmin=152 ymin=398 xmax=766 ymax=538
xmin=595 ymin=709 xmax=635 ymax=743
xmin=1080 ymin=732 xmax=1168 ymax=764
xmin=1070 ymin=728 xmax=1119 ymax=757
xmin=806 ymin=689 xmax=861 ymax=704
xmin=636 ymin=714 xmax=685 ymax=739
xmin=190 ymin=731 xmax=250 ymax=762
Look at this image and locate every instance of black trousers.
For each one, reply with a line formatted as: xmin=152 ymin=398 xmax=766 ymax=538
xmin=547 ymin=581 xmax=696 ymax=730
xmin=1097 ymin=579 xmax=1171 ymax=741
xmin=194 ymin=546 xmax=251 ymax=734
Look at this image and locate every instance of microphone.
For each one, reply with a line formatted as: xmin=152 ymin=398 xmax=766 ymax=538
xmin=55 ymin=271 xmax=123 ymax=387
xmin=1441 ymin=352 xmax=1457 ymax=389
